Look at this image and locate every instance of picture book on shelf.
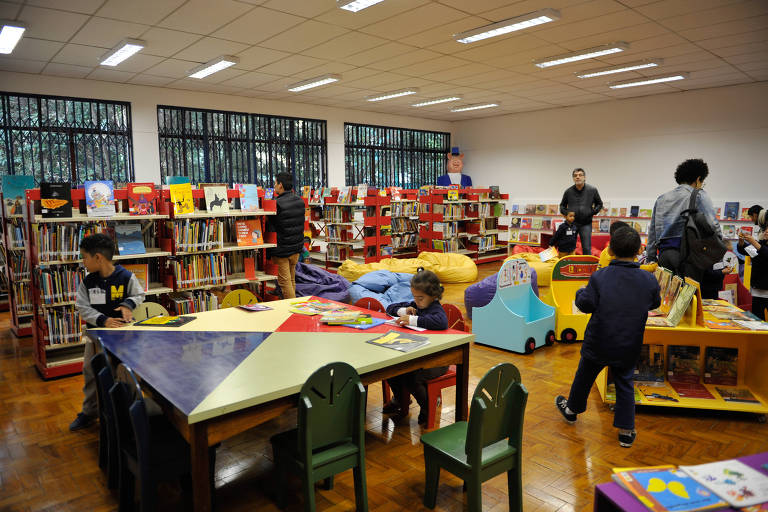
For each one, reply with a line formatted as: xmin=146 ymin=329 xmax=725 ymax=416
xmin=40 ymin=181 xmax=72 ymax=218
xmin=741 ymin=207 xmax=751 ymax=220
xmin=535 ymin=204 xmax=546 ymax=215
xmin=238 ymin=184 xmax=260 ymax=212
xmin=521 ymin=218 xmax=532 ymax=229
xmin=531 ymin=217 xmax=542 ymax=229
xmin=525 ymin=204 xmax=536 ymax=214
xmin=636 ymin=383 xmax=679 ymax=402
xmin=510 ymin=204 xmax=519 ymax=214
xmin=337 ymin=186 xmax=350 ymax=204
xmin=169 ymin=182 xmax=194 ymax=215
xmin=546 ymin=204 xmax=558 ymax=215
xmin=84 ymin=180 xmax=115 ymax=217
xmin=714 ymin=386 xmax=759 ymax=403
xmin=114 ymin=223 xmax=146 ymax=255
xmin=203 ymin=185 xmax=229 ymax=213
xmin=235 ymin=219 xmax=263 ymax=246
xmin=127 ymin=183 xmax=156 ymax=215
xmin=367 ymin=330 xmax=429 ymax=352
xmin=630 ymin=205 xmax=639 ymax=217
xmin=724 ymin=202 xmax=739 ymax=220
xmin=639 ymin=208 xmax=652 ymax=218
xmin=509 ymin=217 xmax=521 ymax=229
xmin=599 ymin=219 xmax=611 ymax=233
xmin=264 ymin=188 xmax=274 ymax=200
xmin=665 ymin=283 xmax=696 ymax=327
xmin=243 ymin=256 xmax=256 ymax=280
xmin=121 ymin=263 xmax=149 ymax=292
xmin=721 ymin=224 xmax=736 ymax=239
xmin=612 ymin=467 xmax=726 ymax=512
xmin=302 ymin=185 xmax=311 ymax=199
xmin=489 ymin=186 xmax=500 ymax=199
xmin=356 ymin=183 xmax=367 ymax=200
xmin=680 ymin=459 xmax=768 ymax=508
xmin=447 ymin=189 xmax=459 ymax=200
xmin=2 ymin=174 xmax=35 ymax=217
xmin=667 ymin=345 xmax=701 ymax=380
xmin=164 ymin=176 xmax=191 ymax=186
xmin=703 ymin=347 xmax=737 ymax=385
xmin=635 ymin=344 xmax=665 ymax=384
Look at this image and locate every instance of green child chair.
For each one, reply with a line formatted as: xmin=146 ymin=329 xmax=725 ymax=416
xmin=420 ymin=362 xmax=528 ymax=512
xmin=270 ymin=361 xmax=369 ymax=512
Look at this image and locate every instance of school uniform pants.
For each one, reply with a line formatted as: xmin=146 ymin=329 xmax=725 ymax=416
xmin=566 ymin=356 xmax=635 ymax=430
xmin=273 ymin=253 xmax=299 ymax=299
xmin=577 ymin=224 xmax=592 ymax=255
xmin=388 ymin=366 xmax=448 ymax=411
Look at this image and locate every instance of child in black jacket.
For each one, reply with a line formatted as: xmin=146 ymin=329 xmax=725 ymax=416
xmin=384 ymin=269 xmax=448 ymax=424
xmin=738 ymin=208 xmax=768 ymax=320
xmin=550 ymin=211 xmax=578 ymax=257
xmin=555 ymin=227 xmax=661 ymax=448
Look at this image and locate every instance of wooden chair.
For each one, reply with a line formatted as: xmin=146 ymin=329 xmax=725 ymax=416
xmin=132 ymin=302 xmax=169 ymax=322
xmin=270 ymin=361 xmax=368 ymax=511
xmin=221 ymin=289 xmax=258 ymax=309
xmin=420 ymin=363 xmax=528 ymax=512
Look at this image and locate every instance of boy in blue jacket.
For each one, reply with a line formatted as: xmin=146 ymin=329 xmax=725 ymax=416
xmin=555 ymin=227 xmax=661 ymax=447
xmin=549 ymin=210 xmax=578 ymax=257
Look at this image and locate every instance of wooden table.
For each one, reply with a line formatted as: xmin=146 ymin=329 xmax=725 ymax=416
xmin=93 ymin=297 xmax=473 ymax=512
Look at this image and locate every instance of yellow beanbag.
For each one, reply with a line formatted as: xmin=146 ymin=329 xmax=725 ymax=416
xmin=337 ymin=258 xmax=436 ymax=282
xmin=416 ymin=252 xmax=478 ymax=283
xmin=504 ymin=253 xmax=557 ymax=287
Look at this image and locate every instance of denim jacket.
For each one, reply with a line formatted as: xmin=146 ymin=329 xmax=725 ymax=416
xmin=646 ymin=184 xmax=721 ymax=261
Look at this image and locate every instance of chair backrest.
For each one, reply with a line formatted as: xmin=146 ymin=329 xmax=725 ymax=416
xmin=442 ymin=303 xmax=466 ymax=332
xmin=97 ymin=367 xmax=116 ymax=427
xmin=109 ymin=364 xmax=144 ymax=459
xmin=465 ymin=363 xmax=527 ymax=465
xmin=353 ymin=297 xmax=385 ymax=313
xmin=297 ymin=362 xmax=366 ymax=459
xmin=133 ymin=302 xmax=169 ymax=322
xmin=90 ymin=352 xmax=109 ymax=411
xmin=128 ymin=398 xmax=152 ymax=478
xmin=221 ymin=289 xmax=258 ymax=309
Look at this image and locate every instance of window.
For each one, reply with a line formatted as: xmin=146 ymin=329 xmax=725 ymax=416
xmin=0 ymin=92 xmax=134 ymax=184
xmin=157 ymin=106 xmax=327 ymax=189
xmin=344 ymin=123 xmax=450 ymax=188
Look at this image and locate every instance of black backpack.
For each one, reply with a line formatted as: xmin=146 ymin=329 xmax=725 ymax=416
xmin=680 ymin=188 xmax=728 ymax=272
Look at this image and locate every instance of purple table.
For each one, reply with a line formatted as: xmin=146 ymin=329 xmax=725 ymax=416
xmin=594 ymin=452 xmax=768 ymax=512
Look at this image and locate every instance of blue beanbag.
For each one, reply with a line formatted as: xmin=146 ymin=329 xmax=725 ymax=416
xmin=349 ymin=271 xmax=414 ymax=308
xmin=353 ymin=270 xmax=413 ymax=293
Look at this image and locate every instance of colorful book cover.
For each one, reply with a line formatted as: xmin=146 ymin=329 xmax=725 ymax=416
xmin=521 ymin=218 xmax=532 ymax=229
xmin=724 ymin=202 xmax=739 ymax=220
xmin=619 ymin=207 xmax=627 ymax=217
xmin=509 ymin=217 xmax=521 ymax=229
xmin=739 ymin=225 xmax=754 ymax=237
xmin=319 ymin=311 xmax=361 ymax=324
xmin=661 ymin=275 xmax=684 ymax=314
xmin=489 ymin=186 xmax=500 ymax=199
xmin=127 ymin=183 xmax=156 ymax=215
xmin=40 ymin=182 xmax=72 ymax=218
xmin=510 ymin=204 xmax=519 ymax=214
xmin=668 ymin=345 xmax=701 ymax=378
xmin=356 ymin=183 xmax=367 ymax=200
xmin=635 ymin=344 xmax=666 ymax=383
xmin=610 ymin=207 xmax=620 ymax=217
xmin=367 ymin=330 xmax=429 ymax=352
xmin=525 ymin=204 xmax=536 ymax=214
xmin=238 ymin=303 xmax=272 ymax=312
xmin=665 ymin=283 xmax=696 ymax=327
xmin=721 ymin=224 xmax=736 ymax=238
xmin=519 ymin=232 xmax=529 ymax=242
xmin=238 ymin=184 xmax=259 ymax=212
xmin=114 ymin=223 xmax=146 ymax=255
xmin=164 ymin=176 xmax=191 ymax=186
xmin=447 ymin=189 xmax=458 ymax=200
xmin=741 ymin=207 xmax=751 ymax=220
xmin=84 ymin=180 xmax=115 ymax=217
xmin=509 ymin=230 xmax=519 ymax=242
xmin=614 ymin=467 xmax=726 ymax=511
xmin=302 ymin=185 xmax=311 ymax=199
xmin=639 ymin=208 xmax=652 ymax=218
xmin=531 ymin=217 xmax=542 ymax=229
xmin=203 ymin=186 xmax=229 ymax=213
xmin=715 ymin=386 xmax=759 ymax=403
xmin=546 ymin=204 xmax=558 ymax=215
xmin=310 ymin=188 xmax=321 ymax=203
xmin=535 ymin=204 xmax=546 ymax=215
xmin=169 ymin=182 xmax=194 ymax=215
xmin=264 ymin=188 xmax=274 ymax=200
xmin=680 ymin=460 xmax=768 ymax=508
xmin=541 ymin=219 xmax=551 ymax=230
xmin=599 ymin=219 xmax=611 ymax=233
xmin=630 ymin=205 xmax=639 ymax=217
xmin=637 ymin=384 xmax=679 ymax=402
xmin=235 ymin=219 xmax=263 ymax=246
xmin=703 ymin=347 xmax=737 ymax=385
xmin=122 ymin=263 xmax=149 ymax=292
xmin=243 ymin=256 xmax=256 ymax=280
xmin=134 ymin=315 xmax=195 ymax=327
xmin=2 ymin=174 xmax=34 ymax=216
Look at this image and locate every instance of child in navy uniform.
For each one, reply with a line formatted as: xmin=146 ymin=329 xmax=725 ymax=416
xmin=550 ymin=210 xmax=578 ymax=257
xmin=70 ymin=233 xmax=145 ymax=431
xmin=384 ymin=269 xmax=448 ymax=424
xmin=555 ymin=227 xmax=660 ymax=447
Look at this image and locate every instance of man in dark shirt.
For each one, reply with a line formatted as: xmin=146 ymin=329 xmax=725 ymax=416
xmin=267 ymin=172 xmax=305 ymax=299
xmin=559 ymin=168 xmax=603 ymax=256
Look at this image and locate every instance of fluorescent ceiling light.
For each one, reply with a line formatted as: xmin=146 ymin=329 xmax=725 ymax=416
xmin=188 ymin=56 xmax=239 ymax=79
xmin=608 ymin=72 xmax=689 ymax=89
xmin=450 ymin=102 xmax=500 ymax=112
xmin=288 ymin=74 xmax=341 ymax=92
xmin=337 ymin=0 xmax=386 ymax=12
xmin=100 ymin=38 xmax=145 ymax=66
xmin=366 ymin=88 xmax=418 ymax=102
xmin=454 ymin=8 xmax=560 ymax=44
xmin=411 ymin=96 xmax=463 ymax=107
xmin=576 ymin=59 xmax=662 ymax=78
xmin=534 ymin=42 xmax=629 ymax=68
xmin=0 ymin=20 xmax=26 ymax=54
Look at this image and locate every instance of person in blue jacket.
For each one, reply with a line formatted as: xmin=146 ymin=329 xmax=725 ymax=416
xmin=555 ymin=227 xmax=661 ymax=448
xmin=383 ymin=269 xmax=448 ymax=424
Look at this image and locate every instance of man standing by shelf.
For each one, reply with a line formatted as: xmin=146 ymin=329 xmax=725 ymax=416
xmin=268 ymin=172 xmax=305 ymax=299
xmin=559 ymin=168 xmax=603 ymax=256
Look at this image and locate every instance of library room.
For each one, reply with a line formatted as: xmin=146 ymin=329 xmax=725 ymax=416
xmin=1 ymin=1 xmax=767 ymax=511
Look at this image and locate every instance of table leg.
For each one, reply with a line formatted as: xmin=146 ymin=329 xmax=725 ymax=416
xmin=191 ymin=422 xmax=211 ymax=512
xmin=456 ymin=343 xmax=470 ymax=421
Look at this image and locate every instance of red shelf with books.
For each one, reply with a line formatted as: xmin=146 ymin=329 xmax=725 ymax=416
xmin=362 ymin=192 xmax=392 ymax=263
xmin=1 ymin=193 xmax=32 ymax=337
xmin=388 ymin=188 xmax=421 ymax=259
xmin=322 ymin=186 xmax=365 ymax=272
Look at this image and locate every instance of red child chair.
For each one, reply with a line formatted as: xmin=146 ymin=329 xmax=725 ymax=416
xmin=722 ymin=273 xmax=752 ymax=312
xmin=353 ymin=297 xmax=386 ymax=313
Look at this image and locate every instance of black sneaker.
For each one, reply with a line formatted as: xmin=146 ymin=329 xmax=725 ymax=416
xmin=382 ymin=399 xmax=411 ymax=415
xmin=555 ymin=395 xmax=577 ymax=424
xmin=69 ymin=412 xmax=95 ymax=431
xmin=618 ymin=430 xmax=637 ymax=448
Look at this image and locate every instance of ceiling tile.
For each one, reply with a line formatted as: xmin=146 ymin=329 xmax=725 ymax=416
xmin=315 ymin=0 xmax=430 ymax=30
xmin=636 ymin=0 xmax=741 ymax=20
xmin=359 ymin=3 xmax=467 ymax=40
xmin=42 ymin=62 xmax=93 ymax=78
xmin=399 ymin=15 xmax=489 ymax=49
xmin=96 ymin=0 xmax=186 ymax=25
xmin=143 ymin=58 xmax=201 ymax=78
xmin=103 ymin=53 xmax=166 ymax=73
xmin=302 ymin=31 xmax=388 ymax=60
xmin=235 ymin=46 xmax=291 ymax=71
xmin=681 ymin=14 xmax=768 ymax=41
xmin=126 ymin=74 xmax=177 ymax=86
xmin=537 ymin=10 xmax=649 ymax=45
xmin=433 ymin=0 xmax=535 ymax=16
xmin=712 ymin=40 xmax=768 ymax=58
xmin=290 ymin=61 xmax=356 ymax=79
xmin=8 ymin=38 xmax=63 ymax=62
xmin=660 ymin=0 xmax=768 ymax=32
xmin=695 ymin=28 xmax=768 ymax=50
xmin=256 ymin=54 xmax=327 ymax=76
xmin=0 ymin=2 xmax=20 ymax=19
xmin=261 ymin=0 xmax=335 ymax=18
xmin=419 ymin=63 xmax=498 ymax=83
xmin=140 ymin=28 xmax=202 ymax=58
xmin=70 ymin=17 xmax=150 ymax=47
xmin=86 ymin=67 xmax=135 ymax=82
xmin=218 ymin=71 xmax=282 ymax=89
xmin=211 ymin=7 xmax=304 ymax=45
xmin=0 ymin=57 xmax=46 ymax=73
xmin=258 ymin=20 xmax=348 ymax=53
xmin=19 ymin=5 xmax=89 ymax=42
xmin=25 ymin=0 xmax=103 ymax=14
xmin=560 ymin=21 xmax=671 ymax=50
xmin=453 ymin=34 xmax=551 ymax=64
xmin=341 ymin=42 xmax=417 ymax=67
xmin=172 ymin=37 xmax=249 ymax=63
xmin=51 ymin=43 xmax=107 ymax=67
xmin=367 ymin=49 xmax=443 ymax=72
xmin=723 ymin=50 xmax=768 ymax=66
xmin=159 ymin=0 xmax=253 ymax=35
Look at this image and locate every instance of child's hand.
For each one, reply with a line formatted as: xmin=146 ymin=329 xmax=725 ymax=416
xmin=104 ymin=317 xmax=128 ymax=328
xmin=115 ymin=306 xmax=133 ymax=322
xmin=405 ymin=307 xmax=417 ymax=315
xmin=396 ymin=315 xmax=410 ymax=326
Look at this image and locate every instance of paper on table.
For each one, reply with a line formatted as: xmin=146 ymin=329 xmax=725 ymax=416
xmin=680 ymin=459 xmax=768 ymax=508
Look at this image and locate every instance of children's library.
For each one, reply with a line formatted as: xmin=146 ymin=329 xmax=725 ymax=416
xmin=1 ymin=1 xmax=767 ymax=510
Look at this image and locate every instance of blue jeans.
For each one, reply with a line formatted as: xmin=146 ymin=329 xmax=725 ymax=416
xmin=567 ymin=356 xmax=635 ymax=429
xmin=578 ymin=223 xmax=592 ymax=255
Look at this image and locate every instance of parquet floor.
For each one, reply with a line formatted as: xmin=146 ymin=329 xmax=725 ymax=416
xmin=1 ymin=262 xmax=767 ymax=511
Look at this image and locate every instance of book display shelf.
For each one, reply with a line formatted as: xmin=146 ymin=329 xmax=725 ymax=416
xmin=0 ymin=218 xmax=10 ymax=313
xmin=322 ymin=188 xmax=366 ymax=271
xmin=388 ymin=189 xmax=420 ymax=259
xmin=419 ymin=188 xmax=510 ymax=264
xmin=363 ymin=193 xmax=393 ymax=263
xmin=1 ymin=194 xmax=33 ymax=337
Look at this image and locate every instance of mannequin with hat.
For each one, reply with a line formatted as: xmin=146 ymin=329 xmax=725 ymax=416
xmin=436 ymin=147 xmax=472 ymax=187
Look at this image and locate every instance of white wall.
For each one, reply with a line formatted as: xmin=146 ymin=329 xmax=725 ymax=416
xmin=453 ymin=82 xmax=768 ymax=210
xmin=0 ymin=72 xmax=452 ymax=188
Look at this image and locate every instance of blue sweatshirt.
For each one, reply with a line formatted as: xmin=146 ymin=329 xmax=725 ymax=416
xmin=575 ymin=260 xmax=661 ymax=367
xmin=550 ymin=221 xmax=578 ymax=252
xmin=385 ymin=300 xmax=448 ymax=330
xmin=76 ymin=264 xmax=145 ymax=327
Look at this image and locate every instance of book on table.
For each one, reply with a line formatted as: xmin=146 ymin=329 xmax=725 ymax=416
xmin=319 ymin=311 xmax=360 ymax=324
xmin=238 ymin=304 xmax=272 ymax=312
xmin=714 ymin=386 xmax=759 ymax=403
xmin=612 ymin=466 xmax=726 ymax=511
xmin=680 ymin=459 xmax=768 ymax=508
xmin=343 ymin=315 xmax=388 ymax=330
xmin=40 ymin=182 xmax=73 ymax=218
xmin=134 ymin=315 xmax=195 ymax=327
xmin=367 ymin=330 xmax=429 ymax=352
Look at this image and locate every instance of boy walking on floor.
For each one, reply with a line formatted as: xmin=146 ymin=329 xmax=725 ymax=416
xmin=555 ymin=227 xmax=660 ymax=447
xmin=69 ymin=233 xmax=145 ymax=431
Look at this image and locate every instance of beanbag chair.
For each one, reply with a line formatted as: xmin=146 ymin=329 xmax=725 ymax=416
xmin=348 ymin=270 xmax=414 ymax=308
xmin=416 ymin=252 xmax=478 ymax=283
xmin=294 ymin=262 xmax=351 ymax=302
xmin=338 ymin=258 xmax=436 ymax=282
xmin=464 ymin=267 xmax=539 ymax=320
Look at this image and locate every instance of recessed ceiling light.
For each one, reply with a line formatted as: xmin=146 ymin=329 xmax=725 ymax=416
xmin=366 ymin=88 xmax=419 ymax=102
xmin=337 ymin=0 xmax=386 ymax=12
xmin=288 ymin=74 xmax=341 ymax=92
xmin=534 ymin=42 xmax=629 ymax=68
xmin=608 ymin=72 xmax=689 ymax=89
xmin=411 ymin=96 xmax=463 ymax=107
xmin=188 ymin=56 xmax=239 ymax=79
xmin=0 ymin=20 xmax=26 ymax=55
xmin=576 ymin=59 xmax=663 ymax=78
xmin=450 ymin=102 xmax=500 ymax=112
xmin=100 ymin=38 xmax=145 ymax=67
xmin=454 ymin=8 xmax=560 ymax=44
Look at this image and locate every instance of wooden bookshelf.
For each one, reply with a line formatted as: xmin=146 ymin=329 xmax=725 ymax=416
xmin=1 ymin=193 xmax=32 ymax=337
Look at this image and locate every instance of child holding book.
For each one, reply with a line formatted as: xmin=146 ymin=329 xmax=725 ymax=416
xmin=69 ymin=233 xmax=145 ymax=431
xmin=549 ymin=210 xmax=578 ymax=258
xmin=555 ymin=227 xmax=661 ymax=447
xmin=383 ymin=269 xmax=448 ymax=424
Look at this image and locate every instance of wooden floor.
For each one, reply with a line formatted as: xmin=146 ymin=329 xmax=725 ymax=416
xmin=2 ymin=262 xmax=767 ymax=511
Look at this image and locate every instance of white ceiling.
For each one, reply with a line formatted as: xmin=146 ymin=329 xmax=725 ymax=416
xmin=0 ymin=0 xmax=766 ymax=120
